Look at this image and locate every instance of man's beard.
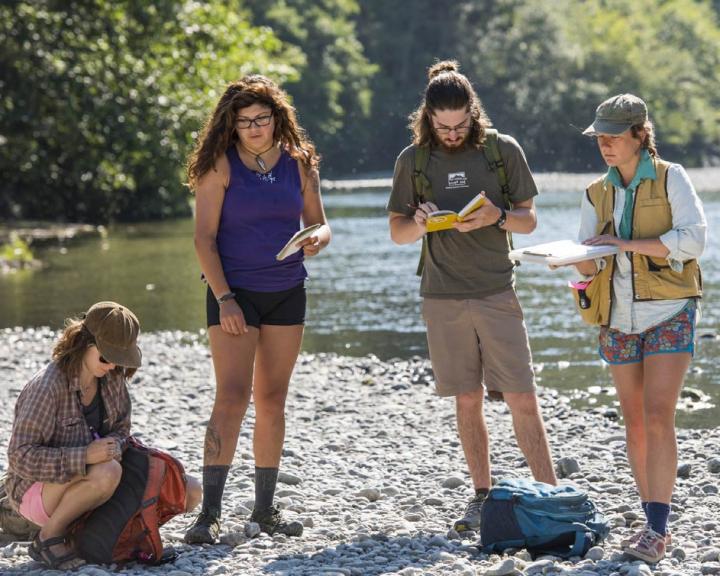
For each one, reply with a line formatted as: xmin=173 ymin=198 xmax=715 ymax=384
xmin=438 ymin=135 xmax=468 ymax=153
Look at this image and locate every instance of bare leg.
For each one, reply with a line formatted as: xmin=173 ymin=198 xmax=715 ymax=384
xmin=184 ymin=475 xmax=203 ymax=513
xmin=204 ymin=325 xmax=259 ymax=466
xmin=503 ymin=392 xmax=557 ymax=485
xmin=253 ymin=324 xmax=304 ymax=467
xmin=456 ymin=387 xmax=491 ymax=490
xmin=611 ymin=362 xmax=648 ymax=500
xmin=37 ymin=460 xmax=122 ymax=568
xmin=643 ymin=353 xmax=690 ymax=503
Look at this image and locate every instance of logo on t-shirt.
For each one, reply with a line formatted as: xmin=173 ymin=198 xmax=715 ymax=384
xmin=446 ymin=171 xmax=468 ymax=189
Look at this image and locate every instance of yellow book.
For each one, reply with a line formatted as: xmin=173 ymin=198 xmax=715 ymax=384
xmin=426 ymin=192 xmax=487 ymax=233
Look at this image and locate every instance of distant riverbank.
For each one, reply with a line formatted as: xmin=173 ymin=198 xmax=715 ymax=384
xmin=323 ymin=166 xmax=720 ymax=193
xmin=0 ymin=222 xmax=103 ymax=273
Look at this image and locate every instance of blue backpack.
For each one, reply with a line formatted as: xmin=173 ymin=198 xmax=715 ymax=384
xmin=479 ymin=479 xmax=610 ymax=559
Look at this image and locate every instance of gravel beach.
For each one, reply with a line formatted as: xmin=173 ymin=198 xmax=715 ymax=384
xmin=0 ymin=328 xmax=718 ymax=576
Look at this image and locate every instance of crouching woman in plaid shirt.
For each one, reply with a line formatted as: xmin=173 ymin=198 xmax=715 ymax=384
xmin=5 ymin=302 xmax=143 ymax=570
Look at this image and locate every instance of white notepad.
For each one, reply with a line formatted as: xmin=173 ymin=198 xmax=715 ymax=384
xmin=275 ymin=224 xmax=323 ymax=261
xmin=509 ymin=240 xmax=619 ymax=266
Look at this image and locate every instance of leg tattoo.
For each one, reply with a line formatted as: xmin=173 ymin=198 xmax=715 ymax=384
xmin=204 ymin=421 xmax=222 ymax=462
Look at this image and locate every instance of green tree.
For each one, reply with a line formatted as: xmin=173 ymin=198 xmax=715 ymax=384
xmin=355 ymin=0 xmax=720 ymax=172
xmin=244 ymin=0 xmax=377 ymax=176
xmin=0 ymin=1 xmax=302 ymax=222
xmin=356 ymin=0 xmax=466 ymax=173
xmin=563 ymin=0 xmax=720 ymax=166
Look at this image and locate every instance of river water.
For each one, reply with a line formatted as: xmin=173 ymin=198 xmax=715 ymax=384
xmin=1 ymin=186 xmax=718 ymax=427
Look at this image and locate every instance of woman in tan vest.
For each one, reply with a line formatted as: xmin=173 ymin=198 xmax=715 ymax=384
xmin=575 ymin=94 xmax=706 ymax=563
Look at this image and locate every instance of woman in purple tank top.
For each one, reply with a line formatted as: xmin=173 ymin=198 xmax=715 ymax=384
xmin=184 ymin=75 xmax=331 ymax=543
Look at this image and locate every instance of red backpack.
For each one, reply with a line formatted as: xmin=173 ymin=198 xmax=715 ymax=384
xmin=69 ymin=437 xmax=187 ymax=565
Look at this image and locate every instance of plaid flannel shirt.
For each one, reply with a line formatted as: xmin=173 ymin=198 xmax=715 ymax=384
xmin=5 ymin=361 xmax=131 ymax=510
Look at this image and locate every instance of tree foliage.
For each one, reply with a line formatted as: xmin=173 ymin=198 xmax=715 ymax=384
xmin=359 ymin=0 xmax=720 ymax=172
xmin=243 ymin=0 xmax=377 ymax=174
xmin=2 ymin=0 xmax=719 ymax=223
xmin=0 ymin=0 xmax=301 ymax=222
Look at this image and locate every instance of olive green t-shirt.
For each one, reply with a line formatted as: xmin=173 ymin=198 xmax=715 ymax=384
xmin=387 ymin=134 xmax=538 ymax=298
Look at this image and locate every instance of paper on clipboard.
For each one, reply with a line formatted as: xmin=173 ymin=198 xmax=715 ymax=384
xmin=509 ymin=240 xmax=619 ymax=266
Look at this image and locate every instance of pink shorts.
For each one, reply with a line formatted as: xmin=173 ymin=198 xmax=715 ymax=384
xmin=19 ymin=482 xmax=50 ymax=526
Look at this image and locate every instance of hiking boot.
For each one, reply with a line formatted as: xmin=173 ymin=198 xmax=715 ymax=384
xmin=624 ymin=526 xmax=667 ymax=563
xmin=621 ymin=525 xmax=672 ymax=549
xmin=453 ymin=493 xmax=485 ymax=533
xmin=184 ymin=509 xmax=221 ymax=544
xmin=250 ymin=505 xmax=303 ymax=537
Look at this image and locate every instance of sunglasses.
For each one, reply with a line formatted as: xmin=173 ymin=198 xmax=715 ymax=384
xmin=98 ymin=355 xmax=112 ymax=365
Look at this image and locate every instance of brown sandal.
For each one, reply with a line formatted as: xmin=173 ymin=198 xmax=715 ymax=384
xmin=28 ymin=534 xmax=86 ymax=570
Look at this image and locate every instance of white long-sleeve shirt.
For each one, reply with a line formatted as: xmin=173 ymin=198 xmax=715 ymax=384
xmin=578 ymin=163 xmax=706 ymax=334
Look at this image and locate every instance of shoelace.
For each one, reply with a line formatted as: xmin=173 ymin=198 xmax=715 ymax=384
xmin=636 ymin=527 xmax=661 ymax=549
xmin=182 ymin=510 xmax=218 ymax=532
xmin=464 ymin=498 xmax=484 ymax=516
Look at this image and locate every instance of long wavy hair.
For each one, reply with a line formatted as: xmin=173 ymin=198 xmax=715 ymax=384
xmin=187 ymin=75 xmax=319 ymax=190
xmin=53 ymin=318 xmax=137 ymax=380
xmin=631 ymin=120 xmax=658 ymax=158
xmin=410 ymin=60 xmax=492 ymax=149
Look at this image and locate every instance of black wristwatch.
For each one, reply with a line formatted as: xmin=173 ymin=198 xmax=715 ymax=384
xmin=494 ymin=206 xmax=507 ymax=228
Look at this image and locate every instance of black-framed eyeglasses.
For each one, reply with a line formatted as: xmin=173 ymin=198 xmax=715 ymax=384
xmin=236 ymin=114 xmax=273 ymax=129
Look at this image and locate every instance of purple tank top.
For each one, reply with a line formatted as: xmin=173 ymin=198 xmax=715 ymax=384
xmin=217 ymin=146 xmax=306 ymax=291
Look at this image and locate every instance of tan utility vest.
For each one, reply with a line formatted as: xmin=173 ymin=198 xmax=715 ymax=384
xmin=585 ymin=158 xmax=702 ymax=326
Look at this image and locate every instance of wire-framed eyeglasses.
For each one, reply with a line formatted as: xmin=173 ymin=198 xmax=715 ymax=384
xmin=432 ymin=116 xmax=471 ymax=134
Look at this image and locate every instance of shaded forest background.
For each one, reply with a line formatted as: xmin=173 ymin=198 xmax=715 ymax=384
xmin=1 ymin=0 xmax=719 ymax=223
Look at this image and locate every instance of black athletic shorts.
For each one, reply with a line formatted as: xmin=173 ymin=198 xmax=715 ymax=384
xmin=206 ymin=283 xmax=306 ymax=328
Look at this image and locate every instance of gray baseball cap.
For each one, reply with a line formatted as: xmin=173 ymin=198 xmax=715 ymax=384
xmin=583 ymin=93 xmax=648 ymax=136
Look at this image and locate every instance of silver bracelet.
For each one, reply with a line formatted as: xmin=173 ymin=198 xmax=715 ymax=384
xmin=216 ymin=292 xmax=236 ymax=304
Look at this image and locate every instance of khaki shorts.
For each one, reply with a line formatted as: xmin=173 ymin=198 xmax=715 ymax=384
xmin=422 ymin=288 xmax=535 ymax=397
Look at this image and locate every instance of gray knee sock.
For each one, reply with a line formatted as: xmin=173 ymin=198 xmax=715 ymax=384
xmin=255 ymin=467 xmax=279 ymax=511
xmin=202 ymin=465 xmax=229 ymax=516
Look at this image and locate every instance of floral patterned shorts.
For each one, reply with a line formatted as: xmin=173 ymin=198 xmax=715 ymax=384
xmin=599 ymin=303 xmax=696 ymax=365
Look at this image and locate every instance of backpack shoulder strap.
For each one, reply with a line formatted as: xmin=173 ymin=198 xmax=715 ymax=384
xmin=413 ymin=144 xmax=432 ymax=276
xmin=483 ymin=128 xmax=515 ymax=251
xmin=483 ymin=128 xmax=511 ymax=209
xmin=412 ymin=144 xmax=433 ymax=204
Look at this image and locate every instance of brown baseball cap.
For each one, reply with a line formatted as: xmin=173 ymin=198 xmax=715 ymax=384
xmin=83 ymin=301 xmax=142 ymax=368
xmin=583 ymin=93 xmax=648 ymax=136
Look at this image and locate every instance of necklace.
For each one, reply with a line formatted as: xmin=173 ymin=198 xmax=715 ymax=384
xmin=79 ymin=378 xmax=97 ymax=398
xmin=242 ymin=143 xmax=276 ymax=173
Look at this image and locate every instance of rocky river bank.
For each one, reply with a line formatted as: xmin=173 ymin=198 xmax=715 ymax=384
xmin=0 ymin=328 xmax=718 ymax=575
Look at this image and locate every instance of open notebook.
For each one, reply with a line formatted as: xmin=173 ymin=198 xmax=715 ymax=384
xmin=509 ymin=240 xmax=619 ymax=266
xmin=275 ymin=224 xmax=323 ymax=261
xmin=426 ymin=192 xmax=486 ymax=233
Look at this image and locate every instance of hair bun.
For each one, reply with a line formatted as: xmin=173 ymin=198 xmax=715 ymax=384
xmin=428 ymin=60 xmax=460 ymax=80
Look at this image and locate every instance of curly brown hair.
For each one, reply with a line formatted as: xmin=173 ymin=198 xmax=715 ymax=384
xmin=53 ymin=319 xmax=137 ymax=380
xmin=631 ymin=120 xmax=658 ymax=158
xmin=187 ymin=74 xmax=319 ymax=190
xmin=409 ymin=60 xmax=492 ymax=149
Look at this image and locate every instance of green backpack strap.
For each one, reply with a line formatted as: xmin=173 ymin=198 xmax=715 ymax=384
xmin=412 ymin=144 xmax=433 ymax=204
xmin=413 ymin=145 xmax=432 ymax=276
xmin=482 ymin=129 xmax=511 ymax=209
xmin=483 ymin=128 xmax=514 ymax=250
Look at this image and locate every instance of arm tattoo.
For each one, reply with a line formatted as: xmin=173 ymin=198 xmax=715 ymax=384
xmin=204 ymin=421 xmax=222 ymax=461
xmin=306 ymin=169 xmax=320 ymax=195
